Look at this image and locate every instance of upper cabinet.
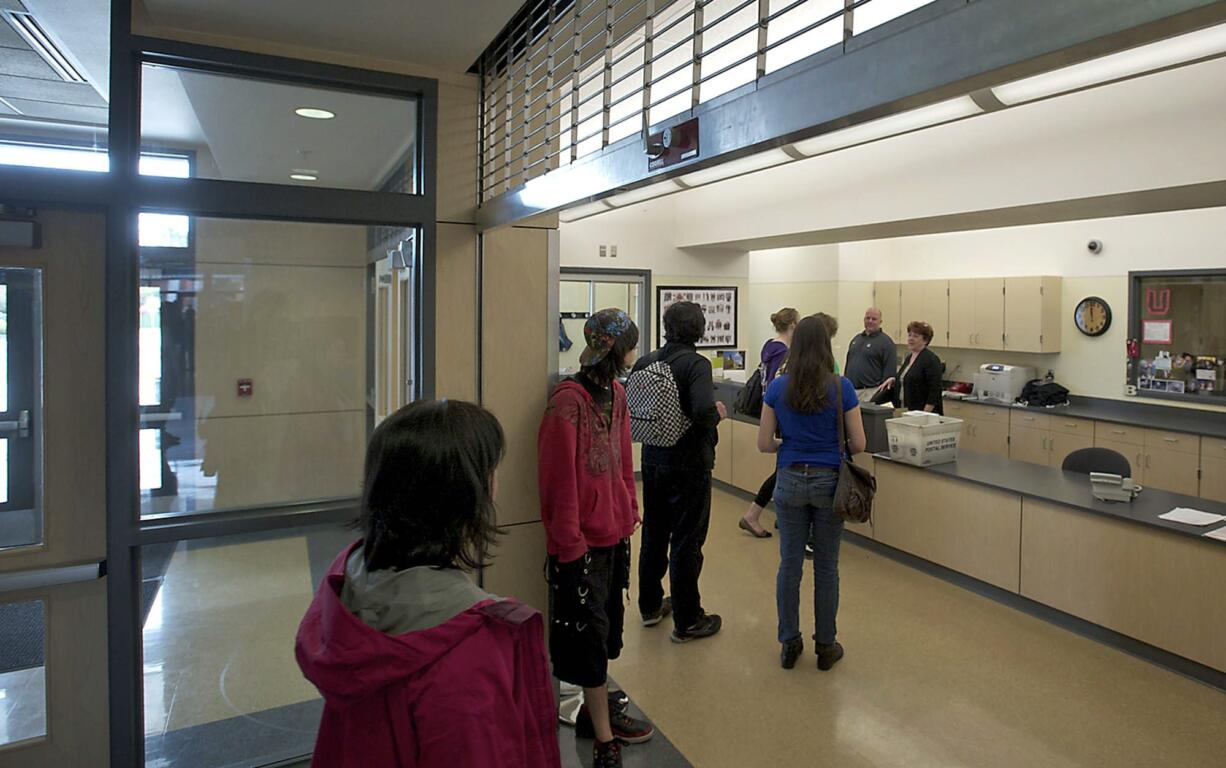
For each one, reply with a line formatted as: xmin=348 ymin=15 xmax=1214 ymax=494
xmin=874 ymin=281 xmax=902 ymax=340
xmin=883 ymin=276 xmax=1062 ymax=352
xmin=900 ymin=280 xmax=950 ymax=348
xmin=1004 ymin=276 xmax=1062 ymax=353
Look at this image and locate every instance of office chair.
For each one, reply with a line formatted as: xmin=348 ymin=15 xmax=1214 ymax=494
xmin=1061 ymin=447 xmax=1131 ymax=477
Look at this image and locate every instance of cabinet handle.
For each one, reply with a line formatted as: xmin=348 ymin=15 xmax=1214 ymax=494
xmin=1064 ymin=422 xmax=1077 ymax=427
xmin=1146 ymin=453 xmax=1151 ymax=469
xmin=1041 ymin=436 xmax=1047 ymax=450
xmin=1111 ymin=429 xmax=1125 ymax=435
xmin=1163 ymin=437 xmax=1178 ymax=443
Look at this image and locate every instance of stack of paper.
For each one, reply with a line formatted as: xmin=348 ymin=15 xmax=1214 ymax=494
xmin=1158 ymin=507 xmax=1226 ymax=526
xmin=1204 ymin=527 xmax=1226 ymax=542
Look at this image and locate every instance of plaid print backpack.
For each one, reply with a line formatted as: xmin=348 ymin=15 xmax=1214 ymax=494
xmin=625 ymin=350 xmax=693 ymax=447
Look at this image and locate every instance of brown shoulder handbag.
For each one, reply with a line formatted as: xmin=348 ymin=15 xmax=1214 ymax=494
xmin=834 ymin=379 xmax=876 ymax=524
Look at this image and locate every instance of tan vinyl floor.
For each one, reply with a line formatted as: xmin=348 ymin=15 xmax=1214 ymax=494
xmin=611 ymin=483 xmax=1226 ymax=768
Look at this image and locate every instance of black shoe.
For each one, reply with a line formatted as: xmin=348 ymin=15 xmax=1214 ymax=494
xmin=594 ymin=738 xmax=623 ymax=768
xmin=608 ymin=688 xmax=629 ymax=713
xmin=817 ymin=641 xmax=844 ymax=671
xmin=641 ymin=596 xmax=672 ymax=627
xmin=781 ymin=638 xmax=804 ymax=669
xmin=670 ymin=613 xmax=722 ymax=643
xmin=575 ymin=704 xmax=655 ymax=744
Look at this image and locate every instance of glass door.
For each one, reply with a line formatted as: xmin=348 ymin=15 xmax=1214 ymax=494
xmin=558 ymin=269 xmax=649 ymax=375
xmin=0 ymin=208 xmax=108 ymax=766
xmin=373 ymin=230 xmax=417 ymax=424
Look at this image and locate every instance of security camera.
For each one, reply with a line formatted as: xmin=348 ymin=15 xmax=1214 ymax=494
xmin=1087 ymin=239 xmax=1103 ymax=254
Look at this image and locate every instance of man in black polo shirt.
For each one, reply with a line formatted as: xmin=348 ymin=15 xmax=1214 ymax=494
xmin=844 ymin=307 xmax=898 ymax=402
xmin=631 ymin=301 xmax=726 ymax=644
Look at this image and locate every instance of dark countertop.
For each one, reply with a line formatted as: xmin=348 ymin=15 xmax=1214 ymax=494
xmin=875 ymin=451 xmax=1226 ymax=546
xmin=946 ymin=394 xmax=1226 ymax=439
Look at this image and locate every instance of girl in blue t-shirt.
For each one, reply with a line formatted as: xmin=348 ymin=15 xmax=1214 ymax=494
xmin=756 ymin=315 xmax=866 ymax=672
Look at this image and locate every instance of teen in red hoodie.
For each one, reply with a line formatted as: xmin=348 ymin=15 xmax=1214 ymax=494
xmin=538 ymin=308 xmax=653 ymax=768
xmin=296 ymin=400 xmax=560 ymax=768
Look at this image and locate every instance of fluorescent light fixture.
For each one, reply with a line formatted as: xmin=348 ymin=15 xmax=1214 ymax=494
xmin=0 ymin=141 xmax=106 ymax=172
xmin=139 ymin=155 xmax=191 ymax=178
xmin=3 ymin=11 xmax=86 ymax=83
xmin=992 ymin=23 xmax=1226 ymax=105
xmin=558 ymin=201 xmax=614 ymax=222
xmin=295 ymin=107 xmax=336 ymax=119
xmin=678 ymin=148 xmax=792 ymax=187
xmin=606 ymin=180 xmax=684 ymax=207
xmin=290 ymin=170 xmax=319 ymax=181
xmin=791 ymin=96 xmax=982 ymax=157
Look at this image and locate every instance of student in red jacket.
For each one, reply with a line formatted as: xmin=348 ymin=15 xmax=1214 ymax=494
xmin=539 ymin=308 xmax=653 ymax=768
xmin=296 ymin=400 xmax=561 ymax=768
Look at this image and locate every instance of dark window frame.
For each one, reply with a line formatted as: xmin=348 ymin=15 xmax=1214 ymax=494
xmin=1128 ymin=268 xmax=1226 ymax=405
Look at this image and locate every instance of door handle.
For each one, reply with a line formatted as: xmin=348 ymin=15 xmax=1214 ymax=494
xmin=1041 ymin=436 xmax=1047 ymax=451
xmin=1145 ymin=453 xmax=1151 ymax=469
xmin=0 ymin=410 xmax=30 ymax=438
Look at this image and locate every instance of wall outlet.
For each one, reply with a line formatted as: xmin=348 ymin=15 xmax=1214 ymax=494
xmin=610 ymin=245 xmax=617 ymax=258
xmin=598 ymin=245 xmax=607 ymax=258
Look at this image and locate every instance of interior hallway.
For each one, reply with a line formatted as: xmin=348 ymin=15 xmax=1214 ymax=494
xmin=612 ymin=482 xmax=1226 ymax=768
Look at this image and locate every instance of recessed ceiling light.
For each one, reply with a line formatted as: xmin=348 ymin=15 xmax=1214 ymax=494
xmin=294 ymin=107 xmax=335 ymax=120
xmin=290 ymin=170 xmax=318 ymax=181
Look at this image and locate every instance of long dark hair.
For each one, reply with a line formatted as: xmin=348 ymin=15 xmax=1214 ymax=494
xmin=785 ymin=315 xmax=837 ymax=414
xmin=582 ymin=321 xmax=640 ymax=386
xmin=358 ymin=399 xmax=505 ymax=572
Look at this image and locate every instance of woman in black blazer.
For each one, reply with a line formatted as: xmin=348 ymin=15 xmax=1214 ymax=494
xmin=883 ymin=321 xmax=943 ymax=415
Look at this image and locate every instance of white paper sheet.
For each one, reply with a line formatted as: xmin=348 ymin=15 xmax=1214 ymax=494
xmin=1204 ymin=526 xmax=1226 ymax=542
xmin=1159 ymin=508 xmax=1226 ymax=526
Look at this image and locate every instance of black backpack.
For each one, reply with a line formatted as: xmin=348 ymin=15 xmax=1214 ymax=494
xmin=734 ymin=364 xmax=766 ymax=418
xmin=1019 ymin=379 xmax=1069 ymax=407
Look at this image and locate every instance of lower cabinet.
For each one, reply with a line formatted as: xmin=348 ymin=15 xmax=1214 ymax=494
xmin=1047 ymin=431 xmax=1094 ymax=468
xmin=731 ymin=419 xmax=775 ymax=493
xmin=1009 ymin=425 xmax=1049 ymax=466
xmin=1020 ymin=499 xmax=1226 ymax=672
xmin=1142 ymin=444 xmax=1201 ymax=496
xmin=713 ymin=419 xmax=733 ymax=484
xmin=1200 ymin=455 xmax=1226 ymax=503
xmin=961 ymin=418 xmax=1009 ymax=458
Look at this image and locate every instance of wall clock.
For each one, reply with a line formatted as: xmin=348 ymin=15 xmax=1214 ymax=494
xmin=1074 ymin=296 xmax=1112 ymax=337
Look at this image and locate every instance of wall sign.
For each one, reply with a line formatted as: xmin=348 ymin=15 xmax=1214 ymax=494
xmin=1142 ymin=320 xmax=1172 ymax=345
xmin=657 ymin=286 xmax=738 ymax=349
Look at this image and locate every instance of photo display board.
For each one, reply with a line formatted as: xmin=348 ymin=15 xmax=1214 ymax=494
xmin=657 ymin=286 xmax=738 ymax=349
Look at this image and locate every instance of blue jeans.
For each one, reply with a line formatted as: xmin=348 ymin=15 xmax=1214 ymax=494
xmin=774 ymin=465 xmax=843 ymax=646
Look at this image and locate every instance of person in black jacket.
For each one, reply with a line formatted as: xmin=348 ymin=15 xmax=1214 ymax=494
xmin=630 ymin=301 xmax=727 ymax=644
xmin=882 ymin=320 xmax=943 ymax=415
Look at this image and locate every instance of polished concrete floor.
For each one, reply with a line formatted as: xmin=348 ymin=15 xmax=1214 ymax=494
xmin=609 ymin=483 xmax=1226 ymax=768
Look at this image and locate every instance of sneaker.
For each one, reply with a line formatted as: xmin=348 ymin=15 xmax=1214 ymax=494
xmin=781 ymin=638 xmax=804 ymax=669
xmin=594 ymin=738 xmax=622 ymax=768
xmin=817 ymin=641 xmax=844 ymax=671
xmin=575 ymin=704 xmax=655 ymax=744
xmin=641 ymin=596 xmax=672 ymax=627
xmin=670 ymin=613 xmax=722 ymax=643
xmin=608 ymin=688 xmax=629 ymax=713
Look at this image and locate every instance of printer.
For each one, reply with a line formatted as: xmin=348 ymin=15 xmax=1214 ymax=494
xmin=974 ymin=364 xmax=1036 ymax=404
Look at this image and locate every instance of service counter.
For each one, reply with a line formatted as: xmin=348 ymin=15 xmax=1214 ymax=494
xmin=868 ymin=452 xmax=1226 ymax=675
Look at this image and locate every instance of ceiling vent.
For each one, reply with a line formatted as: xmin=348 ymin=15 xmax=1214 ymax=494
xmin=2 ymin=11 xmax=87 ymax=84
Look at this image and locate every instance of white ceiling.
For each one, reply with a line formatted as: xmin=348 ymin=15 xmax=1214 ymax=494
xmin=140 ymin=0 xmax=527 ymax=74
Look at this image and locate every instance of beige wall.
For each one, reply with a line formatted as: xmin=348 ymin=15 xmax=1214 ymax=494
xmin=193 ymin=218 xmax=367 ymax=509
xmin=479 ymin=225 xmax=555 ymax=613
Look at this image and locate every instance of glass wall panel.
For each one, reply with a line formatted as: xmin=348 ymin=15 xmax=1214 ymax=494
xmin=0 ymin=0 xmax=110 ymax=170
xmin=699 ymin=0 xmax=759 ymax=103
xmin=142 ymin=523 xmax=355 ymax=767
xmin=0 ymin=599 xmax=46 ymax=747
xmin=852 ymin=0 xmax=936 ymax=35
xmin=1132 ymin=272 xmax=1226 ymax=402
xmin=766 ymin=0 xmax=844 ymax=75
xmin=138 ymin=216 xmax=412 ymax=518
xmin=0 ymin=268 xmax=42 ymax=551
xmin=140 ymin=63 xmax=420 ymax=193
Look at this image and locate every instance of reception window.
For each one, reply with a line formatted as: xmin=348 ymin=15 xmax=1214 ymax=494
xmin=1130 ymin=270 xmax=1226 ymax=403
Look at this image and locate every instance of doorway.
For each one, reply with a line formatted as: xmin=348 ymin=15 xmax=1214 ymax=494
xmin=559 ymin=268 xmax=650 ymax=375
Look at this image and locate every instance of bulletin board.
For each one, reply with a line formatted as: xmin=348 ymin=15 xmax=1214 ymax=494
xmin=656 ymin=286 xmax=738 ymax=349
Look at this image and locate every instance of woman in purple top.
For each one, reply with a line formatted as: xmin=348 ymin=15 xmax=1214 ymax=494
xmin=739 ymin=308 xmax=799 ymax=537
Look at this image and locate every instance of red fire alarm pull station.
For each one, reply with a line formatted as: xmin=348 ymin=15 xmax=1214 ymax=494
xmin=646 ymin=118 xmax=699 ymax=171
xmin=237 ymin=379 xmax=253 ymax=397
